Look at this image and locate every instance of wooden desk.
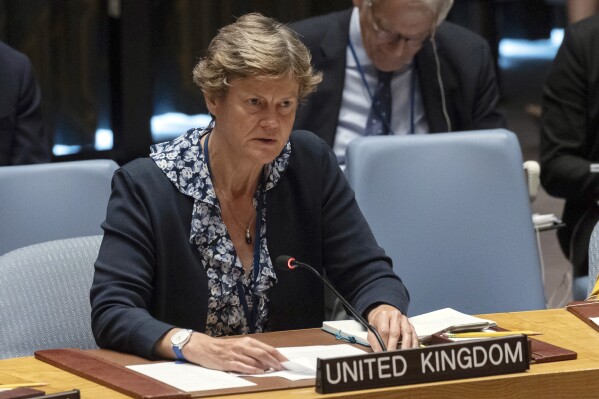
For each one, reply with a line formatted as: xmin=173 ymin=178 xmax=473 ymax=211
xmin=1 ymin=309 xmax=598 ymax=399
xmin=0 ymin=356 xmax=129 ymax=399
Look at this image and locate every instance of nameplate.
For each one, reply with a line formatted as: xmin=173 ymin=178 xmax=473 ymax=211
xmin=315 ymin=335 xmax=529 ymax=394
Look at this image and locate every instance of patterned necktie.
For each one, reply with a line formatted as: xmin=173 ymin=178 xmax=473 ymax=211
xmin=365 ymin=70 xmax=393 ymax=135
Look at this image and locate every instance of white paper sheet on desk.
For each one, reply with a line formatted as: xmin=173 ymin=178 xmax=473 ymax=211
xmin=234 ymin=344 xmax=367 ymax=381
xmin=127 ymin=362 xmax=256 ymax=392
xmin=590 ymin=317 xmax=599 ymax=327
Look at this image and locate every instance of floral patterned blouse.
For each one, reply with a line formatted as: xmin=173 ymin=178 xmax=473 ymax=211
xmin=149 ymin=127 xmax=291 ymax=336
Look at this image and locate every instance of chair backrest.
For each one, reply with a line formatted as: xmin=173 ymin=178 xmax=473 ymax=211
xmin=0 ymin=159 xmax=118 ymax=255
xmin=587 ymin=220 xmax=599 ymax=297
xmin=0 ymin=235 xmax=102 ymax=359
xmin=345 ymin=129 xmax=546 ymax=316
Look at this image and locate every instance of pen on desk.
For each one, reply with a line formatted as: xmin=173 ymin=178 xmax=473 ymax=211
xmin=444 ymin=331 xmax=542 ymax=338
xmin=0 ymin=382 xmax=49 ymax=389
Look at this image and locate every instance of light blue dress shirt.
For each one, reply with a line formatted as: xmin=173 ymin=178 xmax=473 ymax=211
xmin=334 ymin=7 xmax=429 ymax=163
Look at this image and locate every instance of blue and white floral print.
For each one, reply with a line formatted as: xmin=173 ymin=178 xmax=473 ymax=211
xmin=150 ymin=127 xmax=291 ymax=336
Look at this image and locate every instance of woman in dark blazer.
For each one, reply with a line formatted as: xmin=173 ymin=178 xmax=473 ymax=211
xmin=91 ymin=13 xmax=417 ymax=374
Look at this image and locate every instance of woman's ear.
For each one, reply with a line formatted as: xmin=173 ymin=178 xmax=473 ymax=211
xmin=205 ymin=95 xmax=218 ymax=116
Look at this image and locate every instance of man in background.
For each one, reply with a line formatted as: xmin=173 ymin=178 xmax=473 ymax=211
xmin=290 ymin=0 xmax=505 ymax=163
xmin=0 ymin=41 xmax=50 ymax=165
xmin=540 ymin=14 xmax=599 ymax=278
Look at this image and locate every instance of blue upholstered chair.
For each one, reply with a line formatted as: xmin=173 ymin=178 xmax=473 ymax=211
xmin=0 ymin=160 xmax=118 ymax=255
xmin=0 ymin=235 xmax=102 ymax=359
xmin=345 ymin=129 xmax=546 ymax=316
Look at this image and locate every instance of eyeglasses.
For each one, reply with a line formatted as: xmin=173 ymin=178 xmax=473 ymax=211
xmin=367 ymin=0 xmax=431 ymax=47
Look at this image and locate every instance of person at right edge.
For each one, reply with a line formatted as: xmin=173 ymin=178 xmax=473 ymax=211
xmin=290 ymin=0 xmax=505 ymax=164
xmin=540 ymin=14 xmax=599 ymax=278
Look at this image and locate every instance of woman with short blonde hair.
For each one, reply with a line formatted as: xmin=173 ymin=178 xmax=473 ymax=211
xmin=91 ymin=12 xmax=417 ymax=374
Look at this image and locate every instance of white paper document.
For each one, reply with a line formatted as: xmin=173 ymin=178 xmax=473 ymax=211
xmin=127 ymin=362 xmax=256 ymax=392
xmin=409 ymin=308 xmax=496 ymax=340
xmin=236 ymin=344 xmax=367 ymax=381
xmin=590 ymin=317 xmax=599 ymax=327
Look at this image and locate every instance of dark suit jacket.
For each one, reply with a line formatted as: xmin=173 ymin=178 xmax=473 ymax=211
xmin=290 ymin=8 xmax=505 ymax=146
xmin=0 ymin=41 xmax=50 ymax=165
xmin=540 ymin=15 xmax=599 ymax=276
xmin=90 ymin=130 xmax=410 ymax=359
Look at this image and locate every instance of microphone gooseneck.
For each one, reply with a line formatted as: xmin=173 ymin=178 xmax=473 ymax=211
xmin=275 ymin=255 xmax=388 ymax=352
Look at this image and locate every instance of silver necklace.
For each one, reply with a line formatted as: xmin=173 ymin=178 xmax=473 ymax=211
xmin=214 ymin=185 xmax=254 ymax=245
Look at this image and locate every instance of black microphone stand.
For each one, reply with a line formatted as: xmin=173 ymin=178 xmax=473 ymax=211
xmin=280 ymin=257 xmax=388 ymax=352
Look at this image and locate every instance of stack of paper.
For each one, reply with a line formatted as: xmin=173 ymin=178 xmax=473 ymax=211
xmin=409 ymin=308 xmax=496 ymax=340
xmin=322 ymin=307 xmax=496 ymax=346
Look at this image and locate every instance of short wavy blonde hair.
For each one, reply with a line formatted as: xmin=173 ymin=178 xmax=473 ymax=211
xmin=193 ymin=13 xmax=322 ymax=102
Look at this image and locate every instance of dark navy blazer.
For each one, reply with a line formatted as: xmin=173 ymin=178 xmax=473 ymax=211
xmin=91 ymin=130 xmax=410 ymax=359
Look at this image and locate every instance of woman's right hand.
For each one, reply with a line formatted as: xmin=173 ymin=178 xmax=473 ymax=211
xmin=185 ymin=333 xmax=287 ymax=373
xmin=158 ymin=329 xmax=287 ymax=374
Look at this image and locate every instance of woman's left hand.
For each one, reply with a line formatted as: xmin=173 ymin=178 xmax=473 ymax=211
xmin=366 ymin=304 xmax=418 ymax=351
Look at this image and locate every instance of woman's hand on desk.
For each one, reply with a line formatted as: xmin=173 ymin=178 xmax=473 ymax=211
xmin=184 ymin=333 xmax=288 ymax=374
xmin=367 ymin=304 xmax=419 ymax=351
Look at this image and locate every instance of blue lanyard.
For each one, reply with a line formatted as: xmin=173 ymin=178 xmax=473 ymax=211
xmin=348 ymin=39 xmax=416 ymax=134
xmin=202 ymin=131 xmax=264 ymax=333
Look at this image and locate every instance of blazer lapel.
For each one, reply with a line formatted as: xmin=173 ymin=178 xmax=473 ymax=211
xmin=304 ymin=9 xmax=352 ymax=146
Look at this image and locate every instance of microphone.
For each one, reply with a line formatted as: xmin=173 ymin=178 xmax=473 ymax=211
xmin=275 ymin=255 xmax=387 ymax=352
